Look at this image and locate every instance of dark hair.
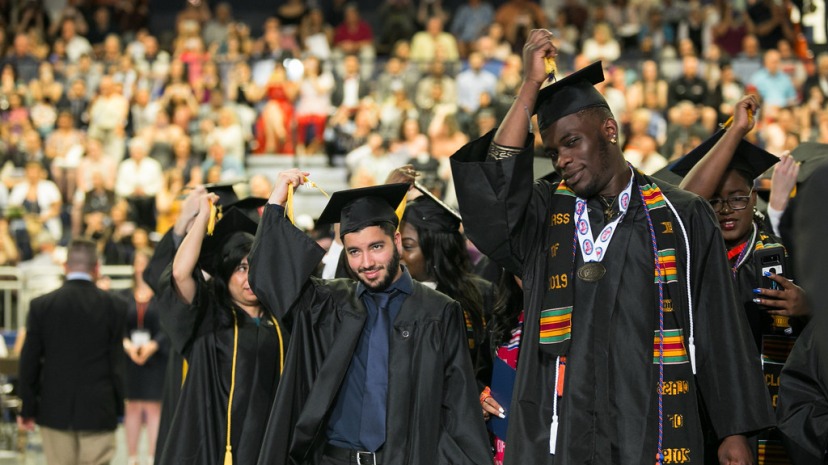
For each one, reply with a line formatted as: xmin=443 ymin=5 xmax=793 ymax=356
xmin=343 ymin=221 xmax=397 ymax=241
xmin=66 ymin=238 xmax=99 ymax=272
xmin=489 ymin=271 xmax=523 ymax=349
xmin=210 ymin=232 xmax=254 ymax=326
xmin=415 ymin=226 xmax=485 ymax=347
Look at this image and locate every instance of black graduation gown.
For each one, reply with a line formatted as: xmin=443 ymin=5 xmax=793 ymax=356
xmin=144 ymin=229 xmax=185 ymax=464
xmin=155 ymin=267 xmax=285 ymax=465
xmin=776 ymin=317 xmax=828 ymax=464
xmin=450 ymin=132 xmax=774 ymax=464
xmin=248 ymin=205 xmax=493 ymax=465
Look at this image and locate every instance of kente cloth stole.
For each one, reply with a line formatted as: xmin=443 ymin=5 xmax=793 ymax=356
xmin=540 ymin=172 xmax=698 ymax=462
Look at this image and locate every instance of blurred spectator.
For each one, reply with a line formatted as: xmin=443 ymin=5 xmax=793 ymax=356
xmin=141 ymin=109 xmax=185 ymax=168
xmin=711 ymin=1 xmax=750 ymax=59
xmin=347 ymin=132 xmax=396 ymax=188
xmin=378 ymin=81 xmax=418 ymax=142
xmin=28 ymin=81 xmax=58 ymax=139
xmin=201 ymin=141 xmax=244 ymax=181
xmin=154 ymin=169 xmax=184 ymax=234
xmin=639 ymin=6 xmax=675 ymax=57
xmin=81 ymin=170 xmax=117 ymax=240
xmin=410 ymin=16 xmax=460 ymax=69
xmin=416 ymin=0 xmax=449 ymax=29
xmin=376 ymin=0 xmax=418 ymax=56
xmin=456 ymin=52 xmax=497 ymax=117
xmin=116 ymin=138 xmax=162 ymax=230
xmin=582 ymin=22 xmax=621 ymax=63
xmin=710 ymin=61 xmax=746 ymax=122
xmin=331 ymin=54 xmax=370 ymax=114
xmin=203 ymin=3 xmax=234 ymax=48
xmin=664 ymin=101 xmax=708 ymax=160
xmin=88 ymin=75 xmax=129 ymax=162
xmin=375 ymin=56 xmax=419 ymax=103
xmin=776 ymin=39 xmax=807 ymax=88
xmin=295 ymin=55 xmax=334 ymax=155
xmin=676 ymin=1 xmax=709 ymax=58
xmin=45 ymin=111 xmax=85 ymax=199
xmin=749 ymin=49 xmax=798 ymax=109
xmin=206 ymin=107 xmax=246 ymax=160
xmin=803 ymin=52 xmax=828 ymax=101
xmin=9 ymin=161 xmax=63 ymax=243
xmin=332 ymin=4 xmax=374 ymax=62
xmin=276 ymin=0 xmax=308 ymax=28
xmin=3 ymin=33 xmax=41 ymax=83
xmin=415 ymin=60 xmax=457 ymax=115
xmin=732 ymin=34 xmax=763 ymax=80
xmin=746 ymin=0 xmax=795 ymax=51
xmin=56 ymin=79 xmax=90 ymax=129
xmin=60 ymin=16 xmax=92 ymax=64
xmin=169 ymin=136 xmax=202 ymax=186
xmin=450 ymin=0 xmax=495 ymax=58
xmin=627 ymin=59 xmax=669 ymax=114
xmin=249 ymin=174 xmax=273 ymax=199
xmin=129 ymin=87 xmax=160 ymax=137
xmin=298 ymin=8 xmax=334 ymax=61
xmin=87 ymin=6 xmax=118 ymax=47
xmin=390 ymin=117 xmax=429 ymax=160
xmin=102 ymin=198 xmax=136 ymax=265
xmin=0 ymin=218 xmax=20 ymax=266
xmin=494 ymin=0 xmax=548 ymax=52
xmin=428 ymin=111 xmax=467 ymax=160
xmin=324 ymin=105 xmax=376 ymax=165
xmin=255 ymin=63 xmax=297 ymax=154
xmin=667 ymin=55 xmax=710 ymax=109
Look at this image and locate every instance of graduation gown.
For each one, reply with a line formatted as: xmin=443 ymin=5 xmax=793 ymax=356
xmin=156 ymin=265 xmax=285 ymax=465
xmin=144 ymin=229 xmax=185 ymax=465
xmin=776 ymin=317 xmax=828 ymax=464
xmin=450 ymin=132 xmax=774 ymax=464
xmin=248 ymin=205 xmax=492 ymax=465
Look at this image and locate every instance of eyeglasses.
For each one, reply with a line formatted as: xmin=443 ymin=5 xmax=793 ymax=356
xmin=709 ymin=190 xmax=753 ymax=213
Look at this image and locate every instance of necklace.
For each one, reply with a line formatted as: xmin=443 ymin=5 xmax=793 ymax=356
xmin=598 ymin=195 xmax=619 ymax=221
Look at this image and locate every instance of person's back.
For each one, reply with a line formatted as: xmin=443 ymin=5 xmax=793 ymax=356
xmin=19 ymin=238 xmax=126 ymax=465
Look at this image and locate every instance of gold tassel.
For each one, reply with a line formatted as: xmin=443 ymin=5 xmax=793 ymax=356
xmin=720 ymin=109 xmax=754 ymax=130
xmin=223 ymin=447 xmax=233 ymax=465
xmin=181 ymin=359 xmax=188 ymax=388
xmin=395 ymin=197 xmax=406 ymax=231
xmin=285 ymin=184 xmax=296 ymax=225
xmin=544 ymin=56 xmax=557 ymax=79
xmin=206 ymin=203 xmax=221 ymax=235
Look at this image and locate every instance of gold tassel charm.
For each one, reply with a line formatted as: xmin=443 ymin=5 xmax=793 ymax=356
xmin=545 ymin=57 xmax=557 ymax=82
xmin=206 ymin=203 xmax=221 ymax=235
xmin=223 ymin=446 xmax=233 ymax=465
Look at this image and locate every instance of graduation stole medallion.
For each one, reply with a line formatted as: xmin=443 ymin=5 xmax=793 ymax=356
xmin=541 ymin=171 xmax=697 ymax=463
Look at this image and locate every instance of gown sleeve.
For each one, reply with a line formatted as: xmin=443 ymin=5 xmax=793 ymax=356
xmin=776 ymin=319 xmax=828 ymax=464
xmin=248 ymin=204 xmax=327 ymax=320
xmin=450 ymin=130 xmax=546 ymax=276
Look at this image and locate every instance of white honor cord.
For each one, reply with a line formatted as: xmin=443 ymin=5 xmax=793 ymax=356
xmin=662 ymin=194 xmax=696 ymax=374
xmin=549 ymin=355 xmax=561 ymax=454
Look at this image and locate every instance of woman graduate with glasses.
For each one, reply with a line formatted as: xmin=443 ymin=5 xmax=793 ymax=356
xmin=670 ymin=94 xmax=809 ymax=463
xmin=155 ymin=192 xmax=287 ymax=465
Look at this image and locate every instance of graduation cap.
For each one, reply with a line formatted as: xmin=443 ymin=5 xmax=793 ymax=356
xmin=790 ymin=142 xmax=828 ymax=184
xmin=403 ymin=183 xmax=462 ymax=233
xmin=204 ymin=181 xmax=241 ymax=206
xmin=316 ymin=183 xmax=410 ymax=236
xmin=198 ymin=207 xmax=259 ymax=275
xmin=669 ymin=129 xmax=779 ymax=183
xmin=226 ymin=196 xmax=268 ymax=222
xmin=534 ymin=61 xmax=609 ymax=130
xmin=651 ymin=164 xmax=684 ymax=187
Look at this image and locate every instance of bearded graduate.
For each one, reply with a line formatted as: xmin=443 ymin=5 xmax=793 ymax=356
xmin=248 ymin=170 xmax=492 ymax=465
xmin=449 ymin=29 xmax=774 ymax=464
xmin=156 ymin=192 xmax=287 ymax=465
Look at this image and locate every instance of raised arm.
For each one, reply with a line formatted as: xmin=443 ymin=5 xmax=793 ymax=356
xmin=171 ymin=191 xmax=215 ymax=304
xmin=679 ymin=95 xmax=759 ymax=199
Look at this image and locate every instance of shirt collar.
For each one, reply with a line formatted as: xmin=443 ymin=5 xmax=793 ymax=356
xmin=66 ymin=271 xmax=93 ymax=282
xmin=357 ymin=265 xmax=414 ymax=299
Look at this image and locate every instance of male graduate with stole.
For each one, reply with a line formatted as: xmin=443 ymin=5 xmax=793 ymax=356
xmin=450 ymin=29 xmax=774 ymax=464
xmin=249 ymin=169 xmax=492 ymax=465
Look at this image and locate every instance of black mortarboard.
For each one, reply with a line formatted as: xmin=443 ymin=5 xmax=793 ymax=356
xmin=316 ymin=183 xmax=409 ymax=236
xmin=534 ymin=61 xmax=609 ymax=130
xmin=669 ymin=129 xmax=779 ymax=182
xmin=199 ymin=207 xmax=259 ymax=275
xmin=403 ymin=183 xmax=462 ymax=233
xmin=651 ymin=164 xmax=684 ymax=187
xmin=791 ymin=142 xmax=828 ymax=183
xmin=204 ymin=181 xmax=240 ymax=206
xmin=226 ymin=196 xmax=268 ymax=222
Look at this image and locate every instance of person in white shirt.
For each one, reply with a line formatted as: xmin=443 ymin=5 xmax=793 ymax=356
xmin=116 ymin=138 xmax=163 ymax=229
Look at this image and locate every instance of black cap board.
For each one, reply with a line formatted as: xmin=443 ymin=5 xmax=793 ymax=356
xmin=316 ymin=183 xmax=410 ymax=236
xmin=226 ymin=196 xmax=268 ymax=222
xmin=198 ymin=207 xmax=259 ymax=275
xmin=404 ymin=183 xmax=462 ymax=233
xmin=669 ymin=129 xmax=779 ymax=181
xmin=651 ymin=164 xmax=684 ymax=187
xmin=204 ymin=181 xmax=240 ymax=206
xmin=534 ymin=61 xmax=609 ymax=130
xmin=791 ymin=142 xmax=828 ymax=183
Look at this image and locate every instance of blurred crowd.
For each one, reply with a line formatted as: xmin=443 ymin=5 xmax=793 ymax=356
xmin=0 ymin=0 xmax=824 ymax=268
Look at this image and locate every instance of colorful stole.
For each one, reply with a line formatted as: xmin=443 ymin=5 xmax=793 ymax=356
xmin=540 ymin=170 xmax=696 ymax=463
